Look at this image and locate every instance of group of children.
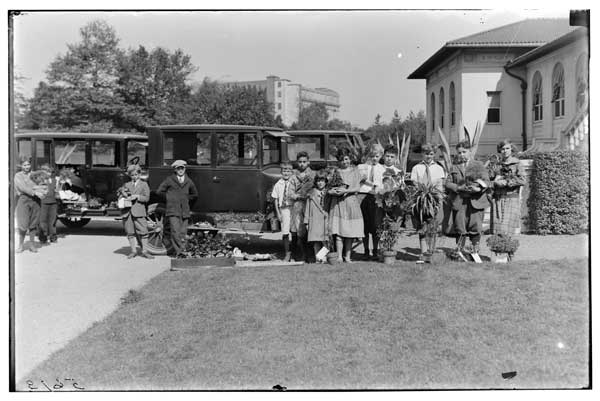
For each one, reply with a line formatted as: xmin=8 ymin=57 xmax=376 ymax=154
xmin=272 ymin=144 xmax=404 ymax=263
xmin=272 ymin=138 xmax=523 ymax=264
xmin=14 ymin=157 xmax=63 ymax=253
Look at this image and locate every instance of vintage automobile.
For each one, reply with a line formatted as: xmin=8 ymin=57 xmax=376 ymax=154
xmin=14 ymin=132 xmax=148 ymax=228
xmin=143 ymin=124 xmax=290 ymax=253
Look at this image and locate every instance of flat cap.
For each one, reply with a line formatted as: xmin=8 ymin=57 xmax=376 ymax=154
xmin=171 ymin=160 xmax=187 ymax=168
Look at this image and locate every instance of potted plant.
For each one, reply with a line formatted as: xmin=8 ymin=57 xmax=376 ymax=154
xmin=409 ymin=182 xmax=445 ymax=263
xmin=376 ymin=216 xmax=402 ymax=265
xmin=486 ymin=234 xmax=520 ymax=263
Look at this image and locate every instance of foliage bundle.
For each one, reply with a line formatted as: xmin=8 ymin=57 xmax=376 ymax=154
xmin=486 ymin=234 xmax=520 ymax=257
xmin=409 ymin=182 xmax=444 ymax=228
xmin=527 ymin=151 xmax=589 ymax=234
xmin=179 ymin=232 xmax=233 ymax=259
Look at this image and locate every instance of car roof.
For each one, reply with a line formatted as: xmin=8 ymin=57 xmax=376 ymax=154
xmin=286 ymin=130 xmax=362 ymax=136
xmin=148 ymin=124 xmax=284 ymax=131
xmin=15 ymin=131 xmax=148 ymax=140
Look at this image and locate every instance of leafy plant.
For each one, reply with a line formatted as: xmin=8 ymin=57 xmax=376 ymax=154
xmin=486 ymin=234 xmax=520 ymax=258
xmin=376 ymin=215 xmax=404 ymax=252
xmin=374 ymin=168 xmax=406 ymax=212
xmin=178 ymin=232 xmax=233 ymax=259
xmin=409 ymin=182 xmax=444 ymax=227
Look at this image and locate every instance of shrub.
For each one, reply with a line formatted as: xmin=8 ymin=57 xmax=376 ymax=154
xmin=527 ymin=151 xmax=589 ymax=234
xmin=486 ymin=234 xmax=520 ymax=256
xmin=179 ymin=232 xmax=233 ymax=259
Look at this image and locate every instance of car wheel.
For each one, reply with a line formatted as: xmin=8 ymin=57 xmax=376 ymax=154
xmin=146 ymin=207 xmax=172 ymax=255
xmin=58 ymin=217 xmax=91 ymax=228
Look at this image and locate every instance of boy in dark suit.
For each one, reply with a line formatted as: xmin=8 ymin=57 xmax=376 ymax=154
xmin=445 ymin=141 xmax=490 ymax=261
xmin=156 ymin=160 xmax=198 ymax=257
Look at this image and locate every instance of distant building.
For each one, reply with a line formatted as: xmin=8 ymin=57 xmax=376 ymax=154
xmin=224 ymin=75 xmax=340 ymax=126
xmin=408 ymin=18 xmax=589 ymax=155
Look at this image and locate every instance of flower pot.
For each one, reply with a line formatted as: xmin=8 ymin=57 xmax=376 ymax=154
xmin=326 ymin=252 xmax=339 ymax=265
xmin=492 ymin=252 xmax=509 ymax=263
xmin=382 ymin=250 xmax=396 ymax=265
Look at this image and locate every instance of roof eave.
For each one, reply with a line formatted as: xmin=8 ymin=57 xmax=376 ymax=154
xmin=506 ymin=28 xmax=588 ymax=68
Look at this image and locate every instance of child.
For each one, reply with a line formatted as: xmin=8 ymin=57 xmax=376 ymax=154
xmin=328 ymin=148 xmax=363 ymax=263
xmin=357 ymin=143 xmax=385 ymax=260
xmin=289 ymin=151 xmax=315 ymax=262
xmin=120 ymin=164 xmax=154 ymax=259
xmin=271 ymin=162 xmax=295 ymax=261
xmin=444 ymin=141 xmax=490 ymax=261
xmin=410 ymin=143 xmax=446 ymax=263
xmin=156 ymin=160 xmax=199 ymax=257
xmin=382 ymin=144 xmax=405 ymax=219
xmin=304 ymin=170 xmax=329 ymax=263
xmin=14 ymin=157 xmax=46 ymax=253
xmin=38 ymin=164 xmax=60 ymax=244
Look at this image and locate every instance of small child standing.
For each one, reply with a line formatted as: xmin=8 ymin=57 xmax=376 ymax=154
xmin=38 ymin=164 xmax=59 ymax=244
xmin=357 ymin=143 xmax=385 ymax=260
xmin=304 ymin=171 xmax=329 ymax=263
xmin=382 ymin=145 xmax=405 ymax=221
xmin=289 ymin=151 xmax=315 ymax=262
xmin=271 ymin=163 xmax=295 ymax=261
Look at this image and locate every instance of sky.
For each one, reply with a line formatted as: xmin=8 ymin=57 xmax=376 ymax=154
xmin=12 ymin=9 xmax=570 ymax=129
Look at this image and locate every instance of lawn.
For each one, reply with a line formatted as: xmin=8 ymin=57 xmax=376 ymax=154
xmin=20 ymin=258 xmax=589 ymax=390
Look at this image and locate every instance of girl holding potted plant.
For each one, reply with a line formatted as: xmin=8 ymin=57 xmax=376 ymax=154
xmin=489 ymin=139 xmax=525 ymax=235
xmin=409 ymin=143 xmax=446 ymax=263
xmin=328 ymin=147 xmax=364 ymax=263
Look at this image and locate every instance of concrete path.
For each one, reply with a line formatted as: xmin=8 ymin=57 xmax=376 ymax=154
xmin=14 ymin=221 xmax=171 ymax=382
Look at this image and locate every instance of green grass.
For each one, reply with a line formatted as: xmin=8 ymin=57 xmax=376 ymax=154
xmin=20 ymin=258 xmax=589 ymax=390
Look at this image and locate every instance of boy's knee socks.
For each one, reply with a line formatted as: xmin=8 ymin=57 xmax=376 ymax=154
xmin=282 ymin=234 xmax=290 ymax=254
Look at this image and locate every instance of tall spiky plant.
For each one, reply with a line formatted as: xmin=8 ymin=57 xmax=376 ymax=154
xmin=345 ymin=133 xmax=366 ymax=163
xmin=437 ymin=127 xmax=453 ymax=172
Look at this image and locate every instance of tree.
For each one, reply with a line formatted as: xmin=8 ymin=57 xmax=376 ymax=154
xmin=292 ymin=102 xmax=329 ymax=130
xmin=117 ymin=46 xmax=197 ymax=130
xmin=24 ymin=20 xmax=126 ymax=131
xmin=401 ymin=110 xmax=427 ymax=149
xmin=189 ymin=78 xmax=275 ymax=126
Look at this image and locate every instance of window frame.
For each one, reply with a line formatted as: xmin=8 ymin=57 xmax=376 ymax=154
xmin=449 ymin=82 xmax=456 ymax=127
xmin=532 ymin=71 xmax=543 ymax=123
xmin=439 ymin=87 xmax=445 ymax=129
xmin=215 ymin=131 xmax=260 ymax=168
xmin=552 ymin=62 xmax=565 ymax=119
xmin=91 ymin=139 xmax=120 ymax=168
xmin=430 ymin=92 xmax=436 ymax=132
xmin=486 ymin=91 xmax=502 ymax=125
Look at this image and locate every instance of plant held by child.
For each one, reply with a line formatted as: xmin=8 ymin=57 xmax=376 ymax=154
xmin=376 ymin=215 xmax=403 ymax=252
xmin=409 ymin=182 xmax=445 ymax=253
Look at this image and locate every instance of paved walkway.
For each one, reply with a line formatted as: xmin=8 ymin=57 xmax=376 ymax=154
xmin=14 ymin=221 xmax=171 ymax=382
xmin=13 ymin=222 xmax=588 ymax=382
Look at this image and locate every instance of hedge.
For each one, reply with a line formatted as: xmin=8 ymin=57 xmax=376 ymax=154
xmin=527 ymin=151 xmax=589 ymax=234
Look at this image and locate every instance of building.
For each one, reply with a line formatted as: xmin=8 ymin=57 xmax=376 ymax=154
xmin=408 ymin=18 xmax=589 ymax=155
xmin=224 ymin=75 xmax=340 ymax=126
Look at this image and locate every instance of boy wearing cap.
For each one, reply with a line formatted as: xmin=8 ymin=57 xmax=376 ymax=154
xmin=157 ymin=160 xmax=198 ymax=256
xmin=120 ymin=164 xmax=154 ymax=259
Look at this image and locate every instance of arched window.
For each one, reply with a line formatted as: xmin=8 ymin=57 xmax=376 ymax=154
xmin=449 ymin=82 xmax=456 ymax=127
xmin=576 ymin=53 xmax=589 ymax=110
xmin=532 ymin=71 xmax=543 ymax=122
xmin=552 ymin=62 xmax=565 ymax=118
xmin=439 ymin=87 xmax=445 ymax=129
xmin=430 ymin=92 xmax=436 ymax=132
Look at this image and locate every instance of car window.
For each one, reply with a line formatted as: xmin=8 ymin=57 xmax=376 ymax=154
xmin=288 ymin=135 xmax=323 ymax=160
xmin=328 ymin=135 xmax=352 ymax=161
xmin=35 ymin=140 xmax=52 ymax=167
xmin=55 ymin=140 xmax=86 ymax=165
xmin=217 ymin=132 xmax=258 ymax=166
xmin=92 ymin=140 xmax=118 ymax=167
xmin=127 ymin=140 xmax=147 ymax=167
xmin=163 ymin=132 xmax=195 ymax=166
xmin=263 ymin=135 xmax=280 ymax=165
xmin=196 ymin=133 xmax=211 ymax=166
xmin=17 ymin=139 xmax=31 ymax=160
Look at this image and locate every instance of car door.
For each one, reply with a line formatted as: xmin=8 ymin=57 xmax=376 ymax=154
xmin=210 ymin=130 xmax=261 ymax=212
